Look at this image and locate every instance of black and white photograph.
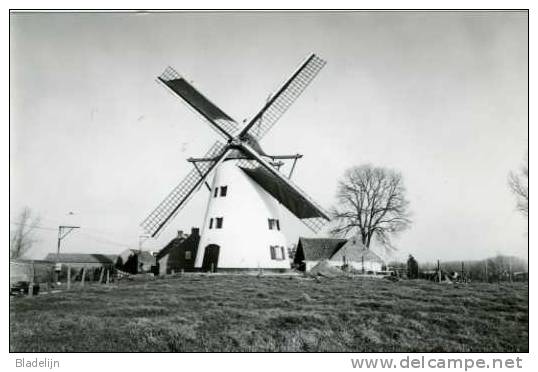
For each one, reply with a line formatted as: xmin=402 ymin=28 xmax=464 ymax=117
xmin=9 ymin=9 xmax=529 ymax=358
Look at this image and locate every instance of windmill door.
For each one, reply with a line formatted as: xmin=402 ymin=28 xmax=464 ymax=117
xmin=202 ymin=244 xmax=220 ymax=272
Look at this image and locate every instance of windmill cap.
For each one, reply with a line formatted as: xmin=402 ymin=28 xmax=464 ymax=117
xmin=225 ymin=133 xmax=267 ymax=160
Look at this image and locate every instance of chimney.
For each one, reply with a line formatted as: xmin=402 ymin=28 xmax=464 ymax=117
xmin=191 ymin=227 xmax=200 ymax=236
xmin=177 ymin=230 xmax=184 ymax=239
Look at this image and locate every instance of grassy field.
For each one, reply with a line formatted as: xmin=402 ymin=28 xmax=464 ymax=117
xmin=10 ymin=275 xmax=528 ymax=352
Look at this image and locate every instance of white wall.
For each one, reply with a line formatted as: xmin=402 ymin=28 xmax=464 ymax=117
xmin=158 ymin=254 xmax=168 ymax=275
xmin=305 ymin=260 xmax=382 ymax=272
xmin=195 ymin=160 xmax=290 ymax=270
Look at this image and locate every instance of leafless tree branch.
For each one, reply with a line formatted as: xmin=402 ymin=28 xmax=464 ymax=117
xmin=330 ymin=164 xmax=411 ymax=250
xmin=508 ymin=151 xmax=528 ymax=217
xmin=10 ymin=207 xmax=40 ymax=259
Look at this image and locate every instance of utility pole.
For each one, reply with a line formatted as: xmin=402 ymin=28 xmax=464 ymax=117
xmin=138 ymin=234 xmax=150 ymax=250
xmin=54 ymin=225 xmax=80 ymax=283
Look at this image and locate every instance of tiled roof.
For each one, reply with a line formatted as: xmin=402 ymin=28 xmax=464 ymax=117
xmin=298 ymin=237 xmax=347 ymax=261
xmin=44 ymin=253 xmax=118 ymax=264
xmin=331 ymin=238 xmax=385 ymax=264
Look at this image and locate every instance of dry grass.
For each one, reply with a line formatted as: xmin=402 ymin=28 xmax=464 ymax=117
xmin=9 ymin=275 xmax=528 ymax=352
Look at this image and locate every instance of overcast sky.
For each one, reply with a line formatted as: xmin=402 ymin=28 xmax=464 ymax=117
xmin=10 ymin=11 xmax=528 ymax=262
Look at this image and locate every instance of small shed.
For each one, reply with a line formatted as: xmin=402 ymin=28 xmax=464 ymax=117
xmin=117 ymin=249 xmax=157 ymax=274
xmin=43 ymin=253 xmax=118 ymax=281
xmin=156 ymin=228 xmax=200 ymax=275
xmin=10 ymin=259 xmax=55 ymax=285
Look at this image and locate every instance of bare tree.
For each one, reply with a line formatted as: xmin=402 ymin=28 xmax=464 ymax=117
xmin=331 ymin=164 xmax=411 ymax=250
xmin=508 ymin=152 xmax=528 ymax=217
xmin=10 ymin=207 xmax=40 ymax=259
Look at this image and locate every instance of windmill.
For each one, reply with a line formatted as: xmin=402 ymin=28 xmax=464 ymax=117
xmin=141 ymin=53 xmax=330 ymax=271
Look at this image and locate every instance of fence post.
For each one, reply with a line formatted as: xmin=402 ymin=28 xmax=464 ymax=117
xmin=99 ymin=267 xmax=105 ymax=284
xmin=509 ymin=256 xmax=513 ymax=283
xmin=67 ymin=264 xmax=71 ymax=290
xmin=106 ymin=269 xmax=110 ymax=285
xmin=437 ymin=260 xmax=441 ymax=283
xmin=81 ymin=267 xmax=86 ymax=287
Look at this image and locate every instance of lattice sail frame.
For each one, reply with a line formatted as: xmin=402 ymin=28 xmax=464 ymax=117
xmin=141 ymin=141 xmax=226 ymax=237
xmin=241 ymin=54 xmax=326 ymax=141
xmin=238 ymin=54 xmax=329 ymax=232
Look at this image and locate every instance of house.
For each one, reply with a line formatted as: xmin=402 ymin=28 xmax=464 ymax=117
xmin=293 ymin=236 xmax=385 ymax=273
xmin=293 ymin=237 xmax=347 ymax=271
xmin=156 ymin=228 xmax=200 ymax=275
xmin=10 ymin=259 xmax=55 ymax=285
xmin=333 ymin=237 xmax=385 ymax=272
xmin=117 ymin=249 xmax=157 ymax=274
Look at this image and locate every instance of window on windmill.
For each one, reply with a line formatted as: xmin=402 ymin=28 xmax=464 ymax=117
xmin=216 ymin=217 xmax=223 ymax=229
xmin=270 ymin=245 xmax=285 ymax=260
xmin=213 ymin=187 xmax=218 ymax=198
xmin=209 ymin=218 xmax=214 ymax=229
xmin=268 ymin=218 xmax=279 ymax=230
xmin=185 ymin=251 xmax=192 ymax=260
xmin=220 ymin=186 xmax=228 ymax=197
xmin=270 ymin=246 xmax=276 ymax=260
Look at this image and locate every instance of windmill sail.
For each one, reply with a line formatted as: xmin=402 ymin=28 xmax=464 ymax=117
xmin=235 ymin=139 xmax=330 ymax=233
xmin=141 ymin=141 xmax=228 ymax=237
xmin=144 ymin=53 xmax=329 ymax=239
xmin=239 ymin=54 xmax=326 ymax=141
xmin=239 ymin=165 xmax=329 ymax=232
xmin=159 ymin=66 xmax=239 ymax=139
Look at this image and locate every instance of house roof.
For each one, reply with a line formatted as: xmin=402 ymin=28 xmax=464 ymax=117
xmin=156 ymin=236 xmax=187 ymax=260
xmin=118 ymin=249 xmax=156 ymax=264
xmin=298 ymin=237 xmax=347 ymax=261
xmin=156 ymin=232 xmax=200 ymax=260
xmin=331 ymin=238 xmax=385 ymax=264
xmin=44 ymin=253 xmax=118 ymax=264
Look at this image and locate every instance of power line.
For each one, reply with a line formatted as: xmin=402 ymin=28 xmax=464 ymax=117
xmin=10 ymin=221 xmax=135 ymax=249
xmin=77 ymin=231 xmax=133 ymax=249
xmin=9 ymin=221 xmax=57 ymax=231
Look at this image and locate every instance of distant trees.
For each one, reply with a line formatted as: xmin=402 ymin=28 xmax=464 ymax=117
xmin=420 ymin=255 xmax=527 ymax=282
xmin=508 ymin=152 xmax=528 ymax=218
xmin=10 ymin=207 xmax=40 ymax=259
xmin=331 ymin=164 xmax=411 ymax=250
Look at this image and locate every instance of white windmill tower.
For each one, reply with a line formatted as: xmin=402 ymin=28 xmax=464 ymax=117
xmin=141 ymin=53 xmax=330 ymax=272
